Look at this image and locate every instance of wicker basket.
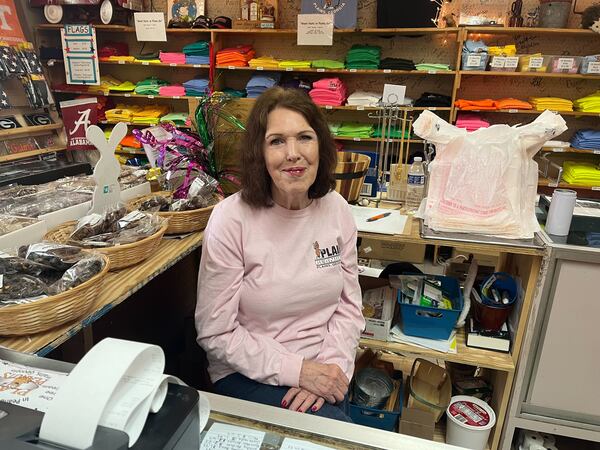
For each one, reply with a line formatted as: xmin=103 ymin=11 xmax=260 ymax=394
xmin=335 ymin=152 xmax=371 ymax=203
xmin=128 ymin=191 xmax=215 ymax=235
xmin=44 ymin=221 xmax=168 ymax=271
xmin=0 ymin=254 xmax=110 ymax=336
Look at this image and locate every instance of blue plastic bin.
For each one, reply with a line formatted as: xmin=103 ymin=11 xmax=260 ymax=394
xmin=461 ymin=52 xmax=489 ymax=71
xmin=397 ymin=275 xmax=463 ymax=340
xmin=349 ymin=371 xmax=403 ymax=431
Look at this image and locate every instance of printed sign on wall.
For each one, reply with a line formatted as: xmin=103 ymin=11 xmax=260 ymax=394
xmin=0 ymin=0 xmax=26 ymax=44
xmin=61 ymin=24 xmax=100 ymax=85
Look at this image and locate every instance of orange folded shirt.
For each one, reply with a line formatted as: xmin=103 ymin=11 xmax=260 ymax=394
xmin=120 ymin=134 xmax=142 ymax=149
xmin=495 ymin=98 xmax=533 ymax=110
xmin=454 ymin=99 xmax=497 ymax=110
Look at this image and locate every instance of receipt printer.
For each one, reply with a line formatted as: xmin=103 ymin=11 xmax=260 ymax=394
xmin=0 ymin=348 xmax=199 ymax=449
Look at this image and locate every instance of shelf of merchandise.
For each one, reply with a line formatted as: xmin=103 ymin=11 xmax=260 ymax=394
xmin=115 ymin=149 xmax=145 ymax=156
xmin=0 ymin=146 xmax=66 ymax=163
xmin=459 ymin=70 xmax=600 ymax=80
xmin=464 ymin=26 xmax=599 ymax=36
xmin=46 ymin=60 xmax=210 ymax=69
xmin=541 ymin=146 xmax=600 ymax=155
xmin=334 ymin=136 xmax=423 ymax=144
xmin=98 ymin=120 xmax=191 ymax=129
xmin=231 ymin=98 xmax=451 ymax=112
xmin=457 ymin=109 xmax=600 ymax=117
xmin=0 ymin=123 xmax=64 ymax=139
xmin=52 ymin=88 xmax=202 ymax=101
xmin=36 ymin=23 xmax=211 ymax=34
xmin=360 ymin=327 xmax=514 ymax=372
xmin=216 ymin=65 xmax=455 ymax=75
xmin=538 ymin=177 xmax=600 ymax=190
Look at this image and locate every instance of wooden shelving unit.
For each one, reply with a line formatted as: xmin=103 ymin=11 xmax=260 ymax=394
xmin=459 ymin=70 xmax=600 ymax=80
xmin=541 ymin=146 xmax=599 ymax=155
xmin=0 ymin=123 xmax=64 ymax=139
xmin=0 ymin=146 xmax=66 ymax=163
xmin=217 ymin=65 xmax=455 ymax=75
xmin=456 ymin=109 xmax=600 ymax=117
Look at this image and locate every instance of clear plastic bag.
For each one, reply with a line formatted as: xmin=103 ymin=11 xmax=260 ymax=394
xmin=412 ymin=110 xmax=567 ymax=238
xmin=48 ymin=255 xmax=105 ymax=295
xmin=0 ymin=215 xmax=40 ymax=236
xmin=0 ymin=274 xmax=47 ymax=304
xmin=20 ymin=243 xmax=85 ymax=271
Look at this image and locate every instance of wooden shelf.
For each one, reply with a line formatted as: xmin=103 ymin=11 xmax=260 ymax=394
xmin=116 ymin=149 xmax=145 ymax=156
xmin=334 ymin=136 xmax=423 ymax=144
xmin=52 ymin=88 xmax=200 ymax=100
xmin=360 ymin=327 xmax=515 ymax=372
xmin=98 ymin=120 xmax=191 ymax=129
xmin=459 ymin=109 xmax=600 ymax=117
xmin=459 ymin=70 xmax=600 ymax=80
xmin=541 ymin=146 xmax=600 ymax=155
xmin=0 ymin=123 xmax=63 ymax=139
xmin=538 ymin=177 xmax=600 ymax=190
xmin=0 ymin=146 xmax=66 ymax=163
xmin=99 ymin=60 xmax=209 ymax=69
xmin=465 ymin=26 xmax=598 ymax=36
xmin=37 ymin=24 xmax=211 ymax=33
xmin=232 ymin=98 xmax=451 ymax=112
xmin=216 ymin=65 xmax=455 ymax=75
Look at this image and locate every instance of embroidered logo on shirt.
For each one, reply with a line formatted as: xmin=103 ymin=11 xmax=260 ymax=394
xmin=313 ymin=241 xmax=341 ymax=269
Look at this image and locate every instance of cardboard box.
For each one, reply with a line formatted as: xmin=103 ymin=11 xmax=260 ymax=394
xmin=361 ymin=285 xmax=397 ymax=341
xmin=120 ymin=182 xmax=151 ymax=202
xmin=358 ymin=238 xmax=425 ymax=264
xmin=399 ymin=407 xmax=435 ymax=441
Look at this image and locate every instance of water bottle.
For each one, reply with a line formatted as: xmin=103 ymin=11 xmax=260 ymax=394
xmin=405 ymin=157 xmax=425 ymax=213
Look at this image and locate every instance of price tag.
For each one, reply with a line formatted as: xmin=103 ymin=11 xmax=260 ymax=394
xmin=551 ymin=148 xmax=565 ymax=152
xmin=528 ymin=57 xmax=544 ymax=69
xmin=505 ymin=57 xmax=519 ymax=69
xmin=427 ymin=70 xmax=437 ymax=74
xmin=383 ymin=69 xmax=391 ymax=73
xmin=349 ymin=68 xmax=357 ymax=72
xmin=142 ymin=61 xmax=149 ymax=65
xmin=193 ymin=64 xmax=201 ymax=68
xmin=594 ymin=150 xmax=600 ymax=155
xmin=548 ymin=182 xmax=559 ymax=188
xmin=490 ymin=56 xmax=506 ymax=68
xmin=466 ymin=55 xmax=482 ymax=67
xmin=124 ymin=93 xmax=131 ymax=97
xmin=353 ymin=137 xmax=361 ymax=141
xmin=118 ymin=60 xmax=126 ymax=65
xmin=592 ymin=187 xmax=600 ymax=191
xmin=508 ymin=109 xmax=518 ymax=113
xmin=317 ymin=68 xmax=325 ymax=72
xmin=357 ymin=106 xmax=365 ymax=110
xmin=587 ymin=62 xmax=600 ymax=74
xmin=228 ymin=65 xmax=236 ymax=69
xmin=256 ymin=66 xmax=264 ymax=70
xmin=557 ymin=57 xmax=574 ymax=71
xmin=429 ymin=107 xmax=437 ymax=111
xmin=325 ymin=105 xmax=333 ymax=109
xmin=48 ymin=60 xmax=55 ymax=67
xmin=285 ymin=67 xmax=293 ymax=71
xmin=148 ymin=95 xmax=155 ymax=99
xmin=173 ymin=96 xmax=181 ymax=99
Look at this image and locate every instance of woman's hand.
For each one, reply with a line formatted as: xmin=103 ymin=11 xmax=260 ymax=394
xmin=298 ymin=360 xmax=349 ymax=404
xmin=281 ymin=387 xmax=325 ymax=413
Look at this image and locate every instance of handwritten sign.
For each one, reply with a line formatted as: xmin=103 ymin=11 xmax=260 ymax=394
xmin=61 ymin=24 xmax=100 ymax=85
xmin=297 ymin=14 xmax=333 ymax=46
xmin=134 ymin=12 xmax=167 ymax=42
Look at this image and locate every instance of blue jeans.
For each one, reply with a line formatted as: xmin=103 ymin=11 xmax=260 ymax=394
xmin=214 ymin=372 xmax=352 ymax=423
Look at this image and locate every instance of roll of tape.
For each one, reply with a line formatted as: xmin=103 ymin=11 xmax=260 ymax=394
xmin=522 ymin=431 xmax=544 ymax=449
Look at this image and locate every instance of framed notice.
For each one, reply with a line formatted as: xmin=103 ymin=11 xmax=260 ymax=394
xmin=61 ymin=24 xmax=100 ymax=86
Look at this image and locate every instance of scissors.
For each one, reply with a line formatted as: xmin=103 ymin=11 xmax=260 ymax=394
xmin=510 ymin=0 xmax=524 ymax=27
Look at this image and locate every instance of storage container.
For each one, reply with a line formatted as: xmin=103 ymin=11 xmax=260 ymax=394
xmin=407 ymin=358 xmax=452 ymax=422
xmin=580 ymin=55 xmax=600 ymax=75
xmin=517 ymin=54 xmax=551 ymax=72
xmin=548 ymin=55 xmax=582 ymax=74
xmin=446 ymin=395 xmax=496 ymax=450
xmin=539 ymin=0 xmax=572 ymax=28
xmin=334 ymin=152 xmax=370 ymax=203
xmin=461 ymin=52 xmax=489 ymax=71
xmin=488 ymin=55 xmax=520 ymax=72
xmin=394 ymin=274 xmax=463 ymax=340
xmin=349 ymin=370 xmax=403 ymax=431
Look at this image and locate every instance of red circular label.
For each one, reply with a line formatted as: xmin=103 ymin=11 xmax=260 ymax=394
xmin=449 ymin=400 xmax=490 ymax=427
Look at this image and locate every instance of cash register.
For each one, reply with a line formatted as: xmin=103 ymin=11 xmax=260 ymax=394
xmin=0 ymin=347 xmax=200 ymax=449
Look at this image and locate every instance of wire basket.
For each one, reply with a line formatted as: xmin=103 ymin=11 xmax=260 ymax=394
xmin=128 ymin=191 xmax=215 ymax=235
xmin=44 ymin=221 xmax=168 ymax=271
xmin=0 ymin=254 xmax=110 ymax=336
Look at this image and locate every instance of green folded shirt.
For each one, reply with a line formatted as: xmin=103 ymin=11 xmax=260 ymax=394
xmin=183 ymin=41 xmax=210 ymax=56
xmin=134 ymin=77 xmax=169 ymax=95
xmin=312 ymin=59 xmax=345 ymax=69
xmin=160 ymin=112 xmax=189 ymax=126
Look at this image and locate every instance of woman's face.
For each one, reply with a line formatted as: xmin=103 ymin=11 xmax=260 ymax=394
xmin=263 ymin=107 xmax=319 ymax=209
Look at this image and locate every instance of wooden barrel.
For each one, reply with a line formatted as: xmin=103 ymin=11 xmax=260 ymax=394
xmin=334 ymin=152 xmax=371 ymax=203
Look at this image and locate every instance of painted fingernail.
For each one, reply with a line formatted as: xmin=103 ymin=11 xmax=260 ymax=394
xmin=311 ymin=406 xmax=317 ymax=412
xmin=281 ymin=400 xmax=287 ymax=407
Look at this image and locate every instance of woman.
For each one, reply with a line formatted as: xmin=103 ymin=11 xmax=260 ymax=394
xmin=195 ymin=87 xmax=364 ymax=421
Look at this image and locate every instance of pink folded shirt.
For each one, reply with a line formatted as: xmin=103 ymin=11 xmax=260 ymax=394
xmin=159 ymin=52 xmax=186 ymax=64
xmin=159 ymin=85 xmax=186 ymax=97
xmin=456 ymin=113 xmax=490 ymax=132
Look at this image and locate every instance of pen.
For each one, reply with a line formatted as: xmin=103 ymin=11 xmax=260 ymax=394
xmin=366 ymin=212 xmax=391 ymax=222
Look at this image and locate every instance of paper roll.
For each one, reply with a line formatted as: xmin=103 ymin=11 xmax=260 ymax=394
xmin=545 ymin=189 xmax=577 ymax=236
xmin=522 ymin=431 xmax=545 ymax=449
xmin=542 ymin=433 xmax=556 ymax=446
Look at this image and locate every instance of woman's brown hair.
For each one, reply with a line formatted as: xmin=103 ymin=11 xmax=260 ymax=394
xmin=241 ymin=87 xmax=337 ymax=208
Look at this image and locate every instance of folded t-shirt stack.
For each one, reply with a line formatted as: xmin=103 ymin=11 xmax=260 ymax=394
xmin=328 ymin=122 xmax=341 ymax=135
xmin=159 ymin=52 xmax=186 ymax=65
xmin=183 ymin=77 xmax=209 ymax=96
xmin=571 ymin=129 xmax=600 ymax=150
xmin=373 ymin=124 xmax=411 ymax=139
xmin=311 ymin=59 xmax=345 ymax=69
xmin=120 ymin=134 xmax=143 ymax=150
xmin=134 ymin=77 xmax=169 ymax=95
xmin=414 ymin=92 xmax=452 ymax=107
xmin=158 ymin=85 xmax=186 ymax=97
xmin=346 ymin=91 xmax=381 ymax=107
xmin=415 ymin=63 xmax=451 ymax=72
xmin=281 ymin=77 xmax=312 ymax=92
xmin=346 ymin=45 xmax=381 ymax=70
xmin=160 ymin=112 xmax=190 ymax=127
xmin=245 ymin=72 xmax=281 ymax=98
xmin=248 ymin=56 xmax=280 ymax=69
xmin=454 ymin=99 xmax=497 ymax=110
xmin=105 ymin=104 xmax=142 ymax=122
xmin=495 ymin=98 xmax=533 ymax=110
xmin=279 ymin=60 xmax=311 ymax=69
xmin=183 ymin=40 xmax=210 ymax=65
xmin=335 ymin=122 xmax=374 ymax=138
xmin=562 ymin=161 xmax=600 ymax=186
xmin=530 ymin=97 xmax=573 ymax=112
xmin=574 ymin=90 xmax=600 ymax=113
xmin=222 ymin=87 xmax=247 ymax=97
xmin=309 ymin=77 xmax=347 ymax=106
xmin=379 ymin=58 xmax=415 ymax=71
xmin=109 ymin=81 xmax=136 ymax=92
xmin=217 ymin=45 xmax=255 ymax=67
xmin=456 ymin=112 xmax=490 ymax=131
xmin=131 ymin=105 xmax=170 ymax=125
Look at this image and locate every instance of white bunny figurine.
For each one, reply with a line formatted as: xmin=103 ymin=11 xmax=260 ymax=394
xmin=87 ymin=122 xmax=127 ymax=214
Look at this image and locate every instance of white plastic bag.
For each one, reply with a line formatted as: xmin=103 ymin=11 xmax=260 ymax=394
xmin=413 ymin=110 xmax=567 ymax=238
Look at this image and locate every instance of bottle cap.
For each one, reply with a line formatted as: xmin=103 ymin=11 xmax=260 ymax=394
xmin=414 ymin=157 xmax=422 ymax=162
